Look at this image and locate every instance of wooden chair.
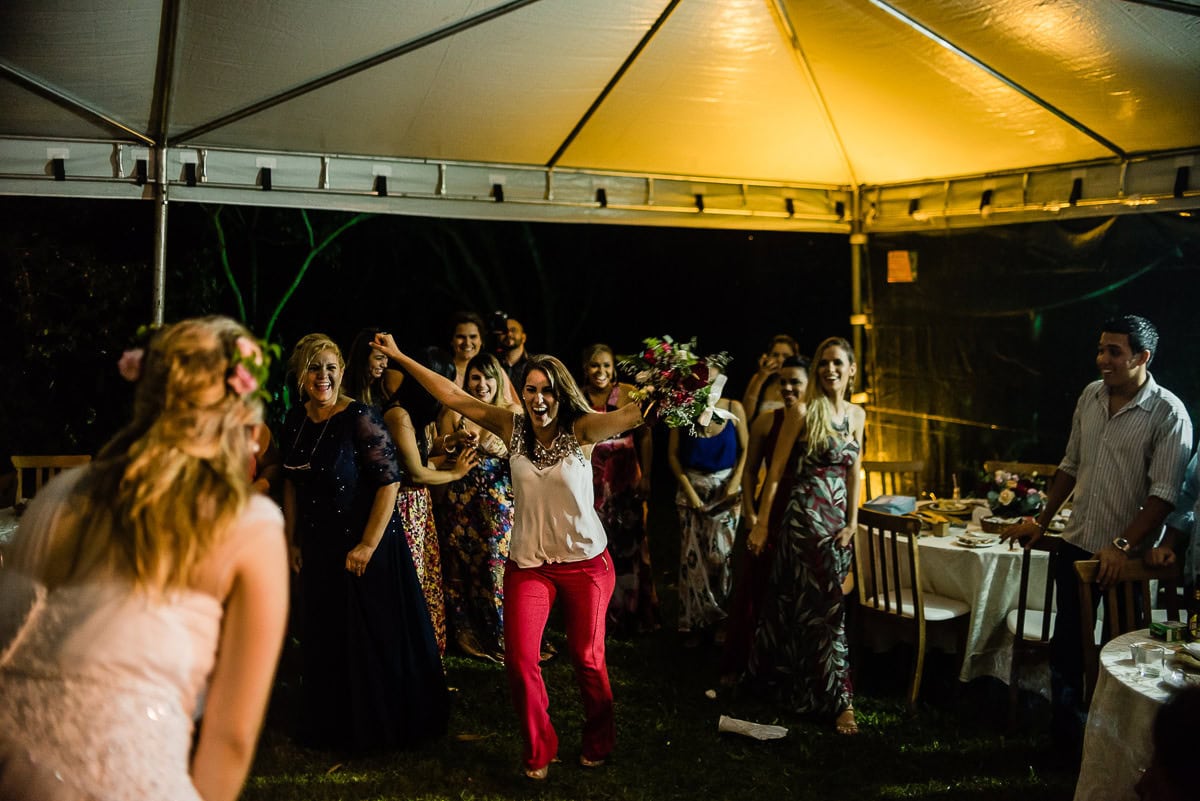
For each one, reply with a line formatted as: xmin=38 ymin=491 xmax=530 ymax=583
xmin=861 ymin=460 xmax=925 ymax=501
xmin=853 ymin=508 xmax=970 ymax=710
xmin=1073 ymin=558 xmax=1182 ymax=704
xmin=11 ymin=454 xmax=91 ymax=506
xmin=982 ymin=461 xmax=1058 ymax=481
xmin=1005 ymin=534 xmax=1060 ymax=730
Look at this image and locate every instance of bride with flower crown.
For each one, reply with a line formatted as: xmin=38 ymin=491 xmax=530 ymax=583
xmin=0 ymin=316 xmax=289 ymax=800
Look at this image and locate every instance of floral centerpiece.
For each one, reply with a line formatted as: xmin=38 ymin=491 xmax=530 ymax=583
xmin=978 ymin=469 xmax=1048 ymax=518
xmin=617 ymin=335 xmax=730 ymax=433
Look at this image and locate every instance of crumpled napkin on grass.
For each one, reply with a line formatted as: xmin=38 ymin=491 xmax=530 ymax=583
xmin=717 ymin=715 xmax=788 ymax=740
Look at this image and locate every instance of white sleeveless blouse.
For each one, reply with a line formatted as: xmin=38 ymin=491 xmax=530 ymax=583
xmin=507 ymin=414 xmax=608 ymax=568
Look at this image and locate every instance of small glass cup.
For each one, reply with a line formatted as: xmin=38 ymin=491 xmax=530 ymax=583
xmin=1130 ymin=641 xmax=1165 ymax=678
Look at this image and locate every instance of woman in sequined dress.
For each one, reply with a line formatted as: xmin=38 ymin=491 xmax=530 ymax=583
xmin=345 ymin=332 xmax=478 ymax=655
xmin=282 ymin=333 xmax=448 ymax=753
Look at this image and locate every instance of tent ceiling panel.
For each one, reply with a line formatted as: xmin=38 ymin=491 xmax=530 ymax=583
xmin=0 ymin=0 xmax=162 ymax=134
xmin=0 ymin=82 xmax=125 ymax=140
xmin=169 ymin=0 xmax=522 ymax=138
xmin=785 ymin=0 xmax=1113 ymax=185
xmin=560 ymin=0 xmax=854 ymax=185
xmin=1 ymin=0 xmax=1198 ymax=230
xmin=182 ymin=0 xmax=665 ymax=167
xmin=885 ymin=0 xmax=1200 ymax=156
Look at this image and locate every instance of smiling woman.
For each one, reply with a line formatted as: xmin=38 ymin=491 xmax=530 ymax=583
xmin=434 ymin=352 xmax=520 ymax=662
xmin=281 ymin=333 xmax=448 ymax=753
xmin=370 ymin=333 xmax=651 ymax=780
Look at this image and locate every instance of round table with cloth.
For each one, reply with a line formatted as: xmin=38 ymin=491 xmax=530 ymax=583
xmin=1074 ymin=628 xmax=1179 ymax=801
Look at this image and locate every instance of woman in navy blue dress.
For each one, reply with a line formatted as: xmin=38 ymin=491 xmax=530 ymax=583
xmin=282 ymin=332 xmax=448 ymax=753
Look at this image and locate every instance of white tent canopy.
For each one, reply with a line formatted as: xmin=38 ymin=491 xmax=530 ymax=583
xmin=2 ymin=0 xmax=1198 ymax=236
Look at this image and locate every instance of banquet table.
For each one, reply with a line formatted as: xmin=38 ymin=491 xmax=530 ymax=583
xmin=1074 ymin=629 xmax=1178 ymax=801
xmin=858 ymin=508 xmax=1051 ymax=687
xmin=916 ymin=528 xmax=1050 ymax=684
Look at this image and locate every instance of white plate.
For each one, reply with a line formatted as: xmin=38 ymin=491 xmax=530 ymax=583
xmin=954 ymin=536 xmax=998 ymax=549
xmin=929 ymin=501 xmax=971 ymax=514
xmin=1183 ymin=642 xmax=1200 ymax=659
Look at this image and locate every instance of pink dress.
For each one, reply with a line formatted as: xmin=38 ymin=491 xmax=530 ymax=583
xmin=0 ymin=470 xmax=284 ymax=800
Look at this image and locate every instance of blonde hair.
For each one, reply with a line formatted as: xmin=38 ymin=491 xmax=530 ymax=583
xmin=804 ymin=336 xmax=856 ymax=457
xmin=45 ymin=316 xmax=264 ymax=591
xmin=288 ymin=333 xmax=347 ymax=402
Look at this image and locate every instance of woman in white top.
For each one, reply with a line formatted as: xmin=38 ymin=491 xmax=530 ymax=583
xmin=371 ymin=333 xmax=648 ymax=781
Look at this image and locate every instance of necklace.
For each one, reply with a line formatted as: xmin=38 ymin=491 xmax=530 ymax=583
xmin=284 ymin=414 xmax=332 ymax=471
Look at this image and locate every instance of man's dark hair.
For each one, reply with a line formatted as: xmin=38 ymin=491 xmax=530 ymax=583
xmin=781 ymin=355 xmax=810 ymax=371
xmin=1102 ymin=314 xmax=1158 ymax=365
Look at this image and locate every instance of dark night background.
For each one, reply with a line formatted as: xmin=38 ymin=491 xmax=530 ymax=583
xmin=3 ymin=196 xmax=1198 ymax=498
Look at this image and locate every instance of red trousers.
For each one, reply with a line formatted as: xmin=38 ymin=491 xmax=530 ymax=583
xmin=503 ymin=551 xmax=616 ymax=770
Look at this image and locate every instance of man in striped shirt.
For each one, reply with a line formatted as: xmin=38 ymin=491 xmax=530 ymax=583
xmin=1004 ymin=314 xmax=1192 ymax=760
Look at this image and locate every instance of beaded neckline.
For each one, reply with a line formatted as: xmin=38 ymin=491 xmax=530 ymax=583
xmin=513 ymin=413 xmax=583 ymax=469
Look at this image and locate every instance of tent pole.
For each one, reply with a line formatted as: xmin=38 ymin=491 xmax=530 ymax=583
xmin=849 ymin=188 xmax=865 ymax=377
xmin=152 ymin=145 xmax=168 ymax=325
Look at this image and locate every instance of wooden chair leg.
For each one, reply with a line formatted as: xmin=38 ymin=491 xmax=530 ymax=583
xmin=908 ymin=644 xmax=925 ymax=711
xmin=1007 ymin=650 xmax=1021 ymax=732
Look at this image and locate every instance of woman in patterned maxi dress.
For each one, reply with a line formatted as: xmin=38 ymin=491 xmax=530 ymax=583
xmin=747 ymin=336 xmax=865 ymax=735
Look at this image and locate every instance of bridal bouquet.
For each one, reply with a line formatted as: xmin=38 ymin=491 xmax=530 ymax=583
xmin=617 ymin=335 xmax=730 ymax=432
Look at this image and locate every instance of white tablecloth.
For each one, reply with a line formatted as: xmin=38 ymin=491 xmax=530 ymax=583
xmin=1074 ymin=629 xmax=1175 ymax=801
xmin=918 ymin=530 xmax=1050 ymax=685
xmin=858 ymin=519 xmax=1050 ymax=687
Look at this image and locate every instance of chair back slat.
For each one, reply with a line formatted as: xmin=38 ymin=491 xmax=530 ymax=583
xmin=11 ymin=455 xmax=91 ymax=505
xmin=1074 ymin=557 xmax=1182 ymax=703
xmin=982 ymin=461 xmax=1059 ymax=481
xmin=861 ymin=460 xmax=925 ymax=501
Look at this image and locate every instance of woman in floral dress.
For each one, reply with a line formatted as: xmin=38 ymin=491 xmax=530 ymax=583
xmin=581 ymin=343 xmax=660 ymax=635
xmin=434 ymin=353 xmax=520 ymax=661
xmin=747 ymin=336 xmax=864 ymax=734
xmin=667 ymin=366 xmax=749 ymax=645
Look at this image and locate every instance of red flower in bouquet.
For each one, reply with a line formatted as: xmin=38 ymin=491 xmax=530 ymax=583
xmin=617 ymin=336 xmax=730 ymax=432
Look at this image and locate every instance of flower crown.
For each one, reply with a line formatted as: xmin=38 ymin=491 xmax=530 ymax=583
xmin=119 ymin=323 xmax=278 ymax=402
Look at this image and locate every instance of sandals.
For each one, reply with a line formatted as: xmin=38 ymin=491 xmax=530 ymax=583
xmin=524 ymin=765 xmax=549 ymax=781
xmin=579 ymin=754 xmax=606 ymax=768
xmin=835 ymin=708 xmax=859 ymax=736
xmin=524 ymin=757 xmax=561 ymax=781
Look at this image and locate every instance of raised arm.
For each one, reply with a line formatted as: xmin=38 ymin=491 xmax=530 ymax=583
xmin=371 ymin=333 xmax=514 ymax=443
xmin=574 ymin=401 xmax=647 ymax=446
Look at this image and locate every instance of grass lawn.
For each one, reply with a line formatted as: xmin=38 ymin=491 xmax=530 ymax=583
xmin=242 ymin=594 xmax=1078 ymax=801
xmin=244 ymin=480 xmax=1077 ymax=800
